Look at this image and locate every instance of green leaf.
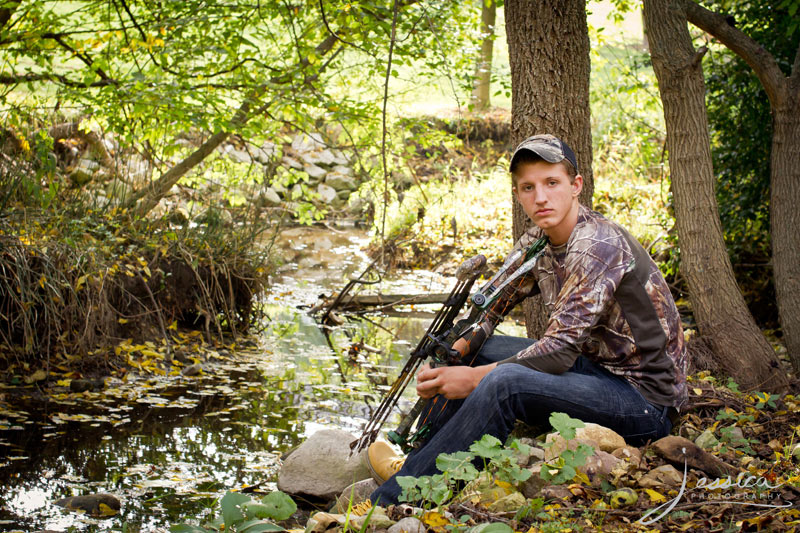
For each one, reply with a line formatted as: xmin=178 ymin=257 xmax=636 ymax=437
xmin=468 ymin=434 xmax=502 ymax=460
xmin=468 ymin=522 xmax=514 ymax=533
xmin=238 ymin=519 xmax=285 ymax=532
xmin=259 ymin=491 xmax=297 ymax=521
xmin=170 ymin=525 xmax=210 ymax=533
xmin=436 ymin=451 xmax=478 ymax=481
xmin=220 ymin=491 xmax=250 ymax=527
xmin=549 ymin=412 xmax=584 ymax=440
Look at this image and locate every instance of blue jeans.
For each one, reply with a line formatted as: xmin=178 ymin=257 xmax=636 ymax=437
xmin=370 ymin=335 xmax=672 ymax=505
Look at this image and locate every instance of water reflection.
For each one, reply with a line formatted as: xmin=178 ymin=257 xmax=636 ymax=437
xmin=0 ymin=225 xmax=524 ymax=531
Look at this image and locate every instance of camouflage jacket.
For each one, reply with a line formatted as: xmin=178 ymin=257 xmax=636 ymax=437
xmin=465 ymin=205 xmax=688 ymax=409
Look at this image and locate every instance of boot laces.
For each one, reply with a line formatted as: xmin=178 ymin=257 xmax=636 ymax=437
xmin=351 ymin=499 xmax=372 ymax=517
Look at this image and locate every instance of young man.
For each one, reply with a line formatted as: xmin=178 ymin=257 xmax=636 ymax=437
xmin=365 ymin=134 xmax=688 ymax=507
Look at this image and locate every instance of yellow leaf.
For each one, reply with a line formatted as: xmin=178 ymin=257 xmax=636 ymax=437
xmin=168 ymin=321 xmax=177 ymax=330
xmin=75 ymin=274 xmax=88 ymax=291
xmin=24 ymin=369 xmax=48 ymax=384
xmin=38 ymin=275 xmax=46 ymax=289
xmin=143 ymin=265 xmax=151 ymax=277
xmin=645 ymin=488 xmax=666 ymax=503
xmin=693 ymin=387 xmax=702 ymax=396
xmin=422 ymin=512 xmax=448 ymax=529
xmin=118 ymin=318 xmax=129 ymax=324
xmin=98 ymin=502 xmax=119 ymax=516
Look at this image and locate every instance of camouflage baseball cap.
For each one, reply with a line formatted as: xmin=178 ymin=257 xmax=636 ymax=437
xmin=510 ymin=134 xmax=578 ymax=174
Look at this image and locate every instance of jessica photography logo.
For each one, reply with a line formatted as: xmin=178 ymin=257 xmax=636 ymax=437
xmin=638 ymin=448 xmax=793 ymax=525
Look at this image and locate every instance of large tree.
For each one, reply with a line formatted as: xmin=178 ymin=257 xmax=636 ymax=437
xmin=642 ymin=0 xmax=788 ymax=391
xmin=504 ymin=0 xmax=594 ymax=338
xmin=680 ymin=0 xmax=800 ymax=376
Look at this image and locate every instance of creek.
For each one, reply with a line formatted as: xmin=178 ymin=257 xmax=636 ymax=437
xmin=0 ymin=224 xmax=524 ymax=532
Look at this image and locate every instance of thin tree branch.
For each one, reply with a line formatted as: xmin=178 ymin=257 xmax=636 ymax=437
xmin=48 ymin=33 xmax=116 ymax=84
xmin=681 ymin=0 xmax=786 ymax=106
xmin=379 ymin=0 xmax=400 ymax=267
xmin=318 ymin=0 xmax=370 ymax=53
xmin=0 ymin=72 xmax=116 ymax=87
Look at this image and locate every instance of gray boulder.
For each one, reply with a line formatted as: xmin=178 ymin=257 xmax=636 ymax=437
xmin=304 ymin=163 xmax=327 ymax=180
xmin=253 ymin=142 xmax=277 ymax=163
xmin=325 ymin=172 xmax=357 ymax=192
xmin=69 ymin=159 xmax=99 ymax=186
xmin=277 ymin=429 xmax=371 ymax=500
xmin=227 ymin=148 xmax=253 ymax=165
xmin=301 ymin=149 xmax=337 ymax=167
xmin=331 ymin=150 xmax=349 ymax=166
xmin=332 ymin=478 xmax=378 ymax=513
xmin=259 ymin=187 xmax=282 ymax=207
xmin=292 ymin=132 xmax=325 ymax=152
xmin=388 ymin=517 xmax=426 ymax=533
xmin=332 ymin=164 xmax=352 ymax=176
xmin=282 ymin=155 xmax=303 ymax=169
xmin=55 ymin=493 xmax=121 ymax=517
xmin=316 ymin=183 xmax=337 ymax=204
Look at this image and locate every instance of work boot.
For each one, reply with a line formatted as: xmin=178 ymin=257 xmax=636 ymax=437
xmin=350 ymin=499 xmax=373 ymax=517
xmin=366 ymin=441 xmax=405 ymax=485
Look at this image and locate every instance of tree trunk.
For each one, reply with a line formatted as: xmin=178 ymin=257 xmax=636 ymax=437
xmin=770 ymin=97 xmax=800 ymax=374
xmin=643 ymin=0 xmax=788 ymax=391
xmin=680 ymin=0 xmax=800 ymax=375
xmin=471 ymin=0 xmax=496 ymax=110
xmin=504 ymin=0 xmax=593 ymax=339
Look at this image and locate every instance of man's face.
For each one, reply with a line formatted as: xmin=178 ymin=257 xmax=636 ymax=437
xmin=512 ymin=160 xmax=583 ymax=245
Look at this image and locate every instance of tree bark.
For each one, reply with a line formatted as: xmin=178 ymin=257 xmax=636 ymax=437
xmin=504 ymin=0 xmax=593 ymax=339
xmin=471 ymin=0 xmax=496 ymax=110
xmin=643 ymin=0 xmax=788 ymax=391
xmin=681 ymin=0 xmax=800 ymax=377
xmin=770 ymin=94 xmax=800 ymax=376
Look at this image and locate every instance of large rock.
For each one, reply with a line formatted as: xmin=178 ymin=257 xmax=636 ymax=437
xmin=695 ymin=428 xmax=719 ymax=449
xmin=332 ymin=164 xmax=352 ymax=176
xmin=544 ymin=434 xmax=597 ymax=462
xmin=577 ymin=423 xmax=626 ymax=452
xmin=55 ymin=494 xmax=120 ymax=517
xmin=388 ymin=517 xmax=425 ymax=533
xmin=226 ymin=147 xmax=253 ymax=164
xmin=277 ymin=430 xmax=371 ymax=500
xmin=258 ymin=187 xmax=282 ymax=207
xmin=304 ymin=163 xmax=327 ymax=180
xmin=282 ymin=155 xmax=303 ymax=169
xmin=69 ymin=159 xmax=99 ymax=186
xmin=520 ymin=463 xmax=547 ymax=499
xmin=331 ymin=150 xmax=349 ymax=166
xmin=253 ymin=142 xmax=277 ymax=163
xmin=316 ymin=183 xmax=337 ymax=204
xmin=292 ymin=132 xmax=326 ymax=152
xmin=301 ymin=149 xmax=337 ymax=167
xmin=580 ymin=450 xmax=620 ymax=486
xmin=611 ymin=446 xmax=642 ymax=469
xmin=544 ymin=423 xmax=625 ymax=460
xmin=332 ymin=478 xmax=378 ymax=513
xmin=325 ymin=172 xmax=358 ymax=192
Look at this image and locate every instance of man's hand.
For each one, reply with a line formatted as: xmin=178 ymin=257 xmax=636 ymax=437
xmin=416 ymin=363 xmax=497 ymax=400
